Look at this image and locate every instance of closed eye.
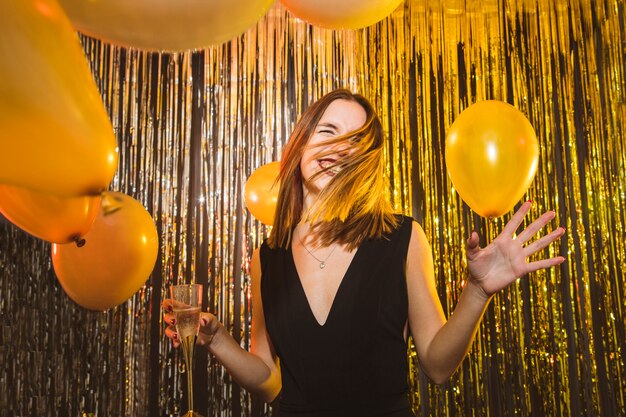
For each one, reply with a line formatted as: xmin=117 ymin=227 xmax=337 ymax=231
xmin=316 ymin=122 xmax=338 ymax=135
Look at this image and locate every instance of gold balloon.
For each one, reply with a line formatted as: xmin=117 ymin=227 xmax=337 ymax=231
xmin=58 ymin=0 xmax=274 ymax=51
xmin=244 ymin=161 xmax=280 ymax=226
xmin=0 ymin=0 xmax=118 ymax=197
xmin=51 ymin=192 xmax=159 ymax=311
xmin=444 ymin=100 xmax=539 ymax=218
xmin=0 ymin=185 xmax=101 ymax=243
xmin=280 ymin=0 xmax=404 ymax=29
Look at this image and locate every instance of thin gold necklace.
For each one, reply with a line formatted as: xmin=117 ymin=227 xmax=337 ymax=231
xmin=298 ymin=230 xmax=337 ymax=269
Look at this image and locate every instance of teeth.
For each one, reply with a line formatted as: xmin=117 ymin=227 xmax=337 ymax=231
xmin=318 ymin=159 xmax=339 ymax=175
xmin=319 ymin=159 xmax=334 ymax=167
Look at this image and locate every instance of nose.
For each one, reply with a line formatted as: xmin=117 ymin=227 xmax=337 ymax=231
xmin=329 ymin=142 xmax=352 ymax=159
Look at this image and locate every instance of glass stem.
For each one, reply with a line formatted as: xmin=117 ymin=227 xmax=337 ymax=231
xmin=183 ymin=335 xmax=196 ymax=412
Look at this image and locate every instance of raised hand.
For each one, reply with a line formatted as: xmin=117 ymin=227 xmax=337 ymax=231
xmin=466 ymin=201 xmax=566 ymax=297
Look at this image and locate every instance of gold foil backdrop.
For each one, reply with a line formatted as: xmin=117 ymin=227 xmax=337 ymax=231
xmin=1 ymin=0 xmax=624 ymax=416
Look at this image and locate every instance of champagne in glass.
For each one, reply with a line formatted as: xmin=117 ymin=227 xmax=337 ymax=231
xmin=170 ymin=284 xmax=203 ymax=417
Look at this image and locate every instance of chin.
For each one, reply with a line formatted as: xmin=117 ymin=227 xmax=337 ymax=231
xmin=303 ymin=177 xmax=331 ymax=194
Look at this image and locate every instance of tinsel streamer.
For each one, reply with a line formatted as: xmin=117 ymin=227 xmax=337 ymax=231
xmin=0 ymin=1 xmax=624 ymax=416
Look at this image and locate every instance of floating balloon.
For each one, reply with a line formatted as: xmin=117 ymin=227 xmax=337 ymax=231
xmin=280 ymin=0 xmax=404 ymax=29
xmin=445 ymin=100 xmax=539 ymax=218
xmin=0 ymin=185 xmax=101 ymax=243
xmin=57 ymin=0 xmax=274 ymax=51
xmin=244 ymin=162 xmax=280 ymax=226
xmin=0 ymin=0 xmax=118 ymax=197
xmin=51 ymin=192 xmax=159 ymax=311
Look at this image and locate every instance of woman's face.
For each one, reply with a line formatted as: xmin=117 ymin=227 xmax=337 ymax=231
xmin=300 ymin=98 xmax=367 ymax=194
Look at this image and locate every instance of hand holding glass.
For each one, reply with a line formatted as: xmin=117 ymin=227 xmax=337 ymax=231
xmin=170 ymin=284 xmax=203 ymax=417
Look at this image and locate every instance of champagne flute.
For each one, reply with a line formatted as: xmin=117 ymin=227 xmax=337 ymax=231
xmin=170 ymin=283 xmax=203 ymax=417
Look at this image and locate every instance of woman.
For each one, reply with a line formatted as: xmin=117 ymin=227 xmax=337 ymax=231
xmin=163 ymin=89 xmax=565 ymax=416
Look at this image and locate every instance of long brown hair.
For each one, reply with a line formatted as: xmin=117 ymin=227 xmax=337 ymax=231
xmin=267 ymin=89 xmax=397 ymax=250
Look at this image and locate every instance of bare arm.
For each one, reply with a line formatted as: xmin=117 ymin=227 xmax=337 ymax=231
xmin=163 ymin=248 xmax=281 ymax=402
xmin=406 ymin=224 xmax=490 ymax=384
xmin=407 ymin=202 xmax=565 ymax=384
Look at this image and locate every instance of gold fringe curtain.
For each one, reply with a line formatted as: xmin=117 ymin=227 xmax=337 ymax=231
xmin=1 ymin=1 xmax=624 ymax=416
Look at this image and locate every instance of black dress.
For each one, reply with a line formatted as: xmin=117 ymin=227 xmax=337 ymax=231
xmin=260 ymin=215 xmax=416 ymax=417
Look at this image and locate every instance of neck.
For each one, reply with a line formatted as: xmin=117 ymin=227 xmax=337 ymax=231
xmin=295 ymin=221 xmax=323 ymax=249
xmin=300 ymin=188 xmax=322 ymax=226
xmin=301 ymin=188 xmax=318 ymax=214
xmin=295 ymin=221 xmax=313 ymax=240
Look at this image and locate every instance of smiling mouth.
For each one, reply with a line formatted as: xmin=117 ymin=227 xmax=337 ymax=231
xmin=318 ymin=159 xmax=339 ymax=176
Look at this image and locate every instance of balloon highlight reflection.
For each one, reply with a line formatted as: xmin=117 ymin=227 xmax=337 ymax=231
xmin=280 ymin=0 xmax=404 ymax=29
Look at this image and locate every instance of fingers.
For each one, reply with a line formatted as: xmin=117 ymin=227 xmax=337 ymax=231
xmin=502 ymin=200 xmax=533 ymax=237
xmin=162 ymin=299 xmax=185 ymax=348
xmin=198 ymin=312 xmax=218 ymax=335
xmin=163 ymin=312 xmax=176 ymax=326
xmin=164 ymin=309 xmax=217 ymax=349
xmin=516 ymin=209 xmax=557 ymax=244
xmin=200 ymin=313 xmax=211 ymax=327
xmin=163 ymin=300 xmax=219 ymax=350
xmin=523 ymin=226 xmax=566 ymax=256
xmin=164 ymin=325 xmax=180 ymax=348
xmin=163 ymin=311 xmax=180 ymax=347
xmin=526 ymin=255 xmax=566 ymax=273
xmin=466 ymin=230 xmax=479 ymax=248
xmin=465 ymin=230 xmax=480 ymax=260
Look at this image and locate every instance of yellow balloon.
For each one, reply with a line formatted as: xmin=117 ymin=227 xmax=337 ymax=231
xmin=244 ymin=161 xmax=280 ymax=226
xmin=58 ymin=0 xmax=274 ymax=51
xmin=0 ymin=0 xmax=118 ymax=197
xmin=445 ymin=101 xmax=539 ymax=218
xmin=0 ymin=185 xmax=101 ymax=243
xmin=280 ymin=0 xmax=404 ymax=29
xmin=51 ymin=192 xmax=159 ymax=311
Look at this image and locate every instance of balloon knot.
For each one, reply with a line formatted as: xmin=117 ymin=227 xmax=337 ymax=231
xmin=74 ymin=237 xmax=86 ymax=247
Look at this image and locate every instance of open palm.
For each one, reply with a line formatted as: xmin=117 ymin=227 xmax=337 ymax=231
xmin=466 ymin=201 xmax=566 ymax=297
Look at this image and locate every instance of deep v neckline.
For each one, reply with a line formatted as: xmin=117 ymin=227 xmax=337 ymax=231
xmin=290 ymin=242 xmax=363 ymax=327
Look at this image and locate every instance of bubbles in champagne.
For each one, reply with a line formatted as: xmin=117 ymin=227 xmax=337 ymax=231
xmin=174 ymin=306 xmax=201 ymax=339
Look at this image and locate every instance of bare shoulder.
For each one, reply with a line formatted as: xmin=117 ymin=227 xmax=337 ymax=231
xmin=406 ymin=219 xmax=436 ymax=297
xmin=407 ymin=219 xmax=432 ymax=259
xmin=250 ymin=247 xmax=261 ymax=283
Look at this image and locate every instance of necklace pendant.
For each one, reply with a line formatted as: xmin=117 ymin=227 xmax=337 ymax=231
xmin=320 ymin=262 xmax=326 ymax=269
